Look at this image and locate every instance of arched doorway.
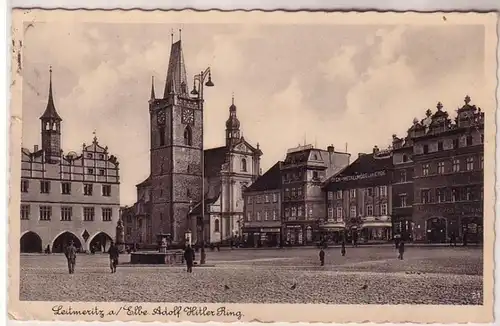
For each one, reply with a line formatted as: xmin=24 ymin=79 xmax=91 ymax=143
xmin=20 ymin=231 xmax=43 ymax=253
xmin=89 ymin=232 xmax=113 ymax=253
xmin=52 ymin=232 xmax=82 ymax=253
xmin=426 ymin=217 xmax=447 ymax=243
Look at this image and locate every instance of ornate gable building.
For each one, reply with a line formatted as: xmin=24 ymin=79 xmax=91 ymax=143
xmin=20 ymin=68 xmax=121 ymax=253
xmin=392 ymin=96 xmax=484 ymax=243
xmin=123 ymin=36 xmax=262 ymax=247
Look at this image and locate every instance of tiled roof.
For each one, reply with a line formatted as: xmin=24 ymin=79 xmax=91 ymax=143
xmin=204 ymin=146 xmax=228 ymax=178
xmin=189 ymin=195 xmax=219 ymax=215
xmin=136 ymin=175 xmax=151 ymax=188
xmin=245 ymin=161 xmax=282 ymax=192
xmin=323 ymin=153 xmax=392 ymax=185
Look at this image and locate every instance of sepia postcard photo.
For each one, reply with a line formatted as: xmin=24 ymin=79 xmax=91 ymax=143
xmin=8 ymin=9 xmax=497 ymax=324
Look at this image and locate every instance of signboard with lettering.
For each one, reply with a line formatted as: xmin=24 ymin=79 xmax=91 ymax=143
xmin=334 ymin=170 xmax=386 ymax=183
xmin=417 ymin=204 xmax=483 ymax=215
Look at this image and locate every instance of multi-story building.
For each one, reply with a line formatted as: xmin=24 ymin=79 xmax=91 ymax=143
xmin=322 ymin=147 xmax=393 ymax=244
xmin=20 ymin=68 xmax=120 ymax=253
xmin=391 ymin=134 xmax=415 ymax=241
xmin=281 ymin=144 xmax=350 ymax=245
xmin=394 ymin=97 xmax=484 ymax=243
xmin=125 ymin=35 xmax=261 ymax=247
xmin=242 ymin=161 xmax=282 ymax=247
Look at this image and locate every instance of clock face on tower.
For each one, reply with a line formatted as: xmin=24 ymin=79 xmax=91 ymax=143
xmin=157 ymin=110 xmax=166 ymax=125
xmin=182 ymin=108 xmax=194 ymax=125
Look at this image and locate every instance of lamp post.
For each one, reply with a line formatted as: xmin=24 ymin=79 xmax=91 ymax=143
xmin=191 ymin=67 xmax=214 ymax=265
xmin=185 ymin=200 xmax=193 ymax=246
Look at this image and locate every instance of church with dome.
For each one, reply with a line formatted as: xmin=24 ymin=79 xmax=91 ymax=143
xmin=121 ymin=36 xmax=262 ymax=247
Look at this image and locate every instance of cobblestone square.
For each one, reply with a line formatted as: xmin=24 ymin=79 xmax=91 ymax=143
xmin=20 ymin=246 xmax=483 ymax=304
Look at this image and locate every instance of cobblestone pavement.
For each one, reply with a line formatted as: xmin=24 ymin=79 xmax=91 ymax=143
xmin=20 ymin=246 xmax=483 ymax=304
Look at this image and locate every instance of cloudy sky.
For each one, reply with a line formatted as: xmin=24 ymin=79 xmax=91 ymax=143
xmin=21 ymin=22 xmax=487 ymax=205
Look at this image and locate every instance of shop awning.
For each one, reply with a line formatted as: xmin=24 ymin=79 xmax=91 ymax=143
xmin=362 ymin=222 xmax=392 ymax=228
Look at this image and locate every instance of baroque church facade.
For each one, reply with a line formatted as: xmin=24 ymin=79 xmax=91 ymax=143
xmin=20 ymin=68 xmax=121 ymax=253
xmin=122 ymin=36 xmax=262 ymax=247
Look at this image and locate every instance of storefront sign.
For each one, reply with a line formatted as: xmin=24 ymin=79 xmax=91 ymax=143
xmin=261 ymin=228 xmax=281 ymax=233
xmin=334 ymin=170 xmax=386 ymax=183
xmin=417 ymin=204 xmax=483 ymax=215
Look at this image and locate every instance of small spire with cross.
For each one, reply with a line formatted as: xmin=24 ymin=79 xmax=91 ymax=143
xmin=464 ymin=95 xmax=471 ymax=105
xmin=92 ymin=130 xmax=97 ymax=143
xmin=232 ymin=92 xmax=234 ymax=105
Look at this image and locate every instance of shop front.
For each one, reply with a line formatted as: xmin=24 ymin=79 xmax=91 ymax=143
xmin=461 ymin=216 xmax=482 ymax=244
xmin=360 ymin=223 xmax=392 ymax=242
xmin=285 ymin=224 xmax=317 ymax=246
xmin=242 ymin=226 xmax=281 ymax=247
xmin=319 ymin=223 xmax=345 ymax=245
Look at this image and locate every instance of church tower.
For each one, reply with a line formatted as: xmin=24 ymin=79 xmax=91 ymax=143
xmin=40 ymin=66 xmax=62 ymax=163
xmin=149 ymin=34 xmax=203 ymax=243
xmin=225 ymin=95 xmax=241 ymax=147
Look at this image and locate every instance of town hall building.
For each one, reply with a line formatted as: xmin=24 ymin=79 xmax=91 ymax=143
xmin=20 ymin=68 xmax=121 ymax=253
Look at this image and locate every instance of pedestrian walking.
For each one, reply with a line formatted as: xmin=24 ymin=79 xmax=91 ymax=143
xmin=319 ymin=248 xmax=325 ymax=266
xmin=64 ymin=240 xmax=77 ymax=274
xmin=398 ymin=241 xmax=405 ymax=260
xmin=184 ymin=244 xmax=195 ymax=273
xmin=341 ymin=240 xmax=346 ymax=256
xmin=108 ymin=241 xmax=120 ymax=273
xmin=450 ymin=232 xmax=457 ymax=247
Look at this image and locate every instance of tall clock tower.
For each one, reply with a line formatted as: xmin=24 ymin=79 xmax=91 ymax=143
xmin=149 ymin=38 xmax=203 ymax=244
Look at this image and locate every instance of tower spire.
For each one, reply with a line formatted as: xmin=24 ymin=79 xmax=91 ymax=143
xmin=150 ymin=75 xmax=156 ymax=100
xmin=40 ymin=65 xmax=62 ymax=121
xmin=226 ymin=96 xmax=241 ymax=147
xmin=164 ymin=31 xmax=188 ymax=97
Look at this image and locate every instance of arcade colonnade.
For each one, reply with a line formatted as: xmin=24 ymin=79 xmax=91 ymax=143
xmin=20 ymin=230 xmax=114 ymax=253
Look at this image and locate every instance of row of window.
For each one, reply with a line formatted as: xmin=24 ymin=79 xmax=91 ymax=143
xmin=284 ymin=187 xmax=303 ymax=200
xmin=326 ymin=203 xmax=389 ymax=219
xmin=284 ymin=205 xmax=314 ymax=219
xmin=420 ymin=156 xmax=483 ymax=177
xmin=282 ymin=171 xmax=321 ymax=183
xmin=419 ymin=134 xmax=483 ymax=155
xmin=20 ymin=205 xmax=113 ymax=221
xmin=85 ymin=153 xmax=107 ymax=160
xmin=420 ymin=186 xmax=483 ymax=204
xmin=327 ymin=186 xmax=388 ymax=200
xmin=246 ymin=209 xmax=279 ymax=222
xmin=248 ymin=193 xmax=279 ymax=204
xmin=21 ymin=180 xmax=112 ymax=197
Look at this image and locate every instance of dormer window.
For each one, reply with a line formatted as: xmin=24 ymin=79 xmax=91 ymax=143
xmin=87 ymin=153 xmax=93 ymax=159
xmin=466 ymin=135 xmax=473 ymax=146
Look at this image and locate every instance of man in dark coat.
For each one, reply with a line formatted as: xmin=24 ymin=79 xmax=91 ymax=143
xmin=184 ymin=244 xmax=195 ymax=273
xmin=398 ymin=241 xmax=405 ymax=260
xmin=64 ymin=240 xmax=77 ymax=274
xmin=108 ymin=241 xmax=120 ymax=273
xmin=341 ymin=240 xmax=346 ymax=256
xmin=319 ymin=248 xmax=325 ymax=266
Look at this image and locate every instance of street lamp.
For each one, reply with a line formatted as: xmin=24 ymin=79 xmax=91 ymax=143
xmin=191 ymin=67 xmax=214 ymax=265
xmin=185 ymin=200 xmax=194 ymax=247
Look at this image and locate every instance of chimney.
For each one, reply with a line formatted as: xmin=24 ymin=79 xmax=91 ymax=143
xmin=373 ymin=145 xmax=379 ymax=154
xmin=34 ymin=145 xmax=39 ymax=152
xmin=327 ymin=145 xmax=335 ymax=152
